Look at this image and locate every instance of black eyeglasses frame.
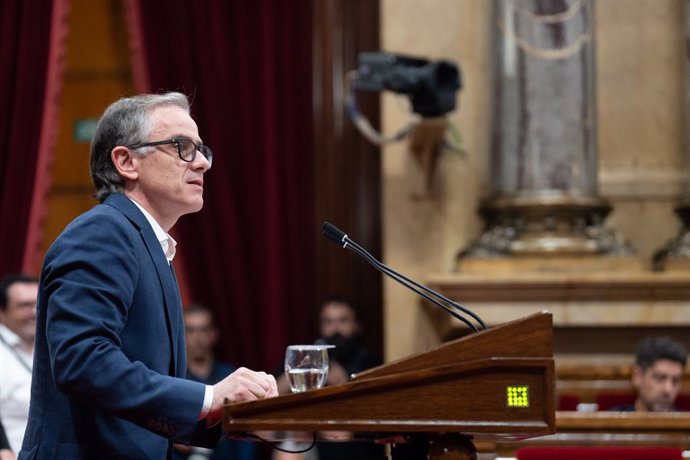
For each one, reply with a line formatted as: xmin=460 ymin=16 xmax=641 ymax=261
xmin=126 ymin=137 xmax=213 ymax=168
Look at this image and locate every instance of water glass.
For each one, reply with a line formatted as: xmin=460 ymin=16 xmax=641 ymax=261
xmin=284 ymin=344 xmax=333 ymax=393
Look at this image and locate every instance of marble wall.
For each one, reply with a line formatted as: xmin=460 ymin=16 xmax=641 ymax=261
xmin=381 ymin=0 xmax=686 ymax=360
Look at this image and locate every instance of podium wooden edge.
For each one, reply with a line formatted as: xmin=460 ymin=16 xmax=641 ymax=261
xmin=222 ymin=313 xmax=555 ymax=444
xmin=226 ymin=356 xmax=552 ymax=417
xmin=354 ymin=311 xmax=553 ymax=380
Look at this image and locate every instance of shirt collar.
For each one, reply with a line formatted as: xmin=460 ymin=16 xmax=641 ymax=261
xmin=128 ymin=198 xmax=177 ymax=262
xmin=0 ymin=323 xmax=21 ymax=348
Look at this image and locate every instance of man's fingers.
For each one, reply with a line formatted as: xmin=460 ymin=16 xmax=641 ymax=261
xmin=233 ymin=368 xmax=276 ymax=397
xmin=218 ymin=368 xmax=279 ymax=403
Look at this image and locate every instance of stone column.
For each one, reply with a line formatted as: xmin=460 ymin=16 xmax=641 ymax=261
xmin=461 ymin=0 xmax=632 ymax=265
xmin=653 ymin=0 xmax=690 ymax=271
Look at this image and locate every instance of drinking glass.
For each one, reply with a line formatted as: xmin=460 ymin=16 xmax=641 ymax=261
xmin=284 ymin=344 xmax=333 ymax=393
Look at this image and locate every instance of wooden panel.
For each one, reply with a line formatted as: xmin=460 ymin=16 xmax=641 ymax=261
xmin=42 ymin=0 xmax=133 ymax=259
xmin=422 ymin=272 xmax=690 ymax=362
xmin=487 ymin=412 xmax=690 ymax=455
xmin=66 ymin=0 xmax=131 ymax=74
xmin=427 ymin=271 xmax=690 ymax=303
xmin=554 ymin=327 xmax=690 ymax=355
xmin=53 ymin=79 xmax=132 ymax=187
xmin=555 ymin=412 xmax=690 ymax=433
xmin=226 ymin=359 xmax=552 ymax=435
xmin=312 ymin=0 xmax=383 ymax=357
xmin=41 ymin=191 xmax=98 ymax=253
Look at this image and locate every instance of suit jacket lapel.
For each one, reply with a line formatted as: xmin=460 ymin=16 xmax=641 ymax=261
xmin=168 ymin=263 xmax=183 ymax=367
xmin=104 ymin=193 xmax=180 ymax=375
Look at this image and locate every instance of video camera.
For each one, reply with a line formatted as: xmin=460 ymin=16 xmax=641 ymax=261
xmin=352 ymin=52 xmax=462 ymax=118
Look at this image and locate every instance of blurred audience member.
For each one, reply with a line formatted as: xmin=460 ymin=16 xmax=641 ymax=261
xmin=174 ymin=304 xmax=255 ymax=460
xmin=611 ymin=336 xmax=688 ymax=412
xmin=0 ymin=274 xmax=38 ymax=455
xmin=277 ymin=297 xmax=380 ymax=395
xmin=274 ymin=297 xmax=383 ymax=460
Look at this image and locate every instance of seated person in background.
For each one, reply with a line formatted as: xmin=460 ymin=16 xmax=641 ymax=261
xmin=274 ymin=297 xmax=384 ymax=460
xmin=174 ymin=304 xmax=255 ymax=460
xmin=314 ymin=297 xmax=381 ymax=385
xmin=277 ymin=297 xmax=381 ymax=394
xmin=0 ymin=273 xmax=38 ymax=456
xmin=611 ymin=336 xmax=688 ymax=412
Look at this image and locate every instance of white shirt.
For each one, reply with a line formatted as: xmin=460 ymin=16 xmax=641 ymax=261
xmin=129 ymin=199 xmax=177 ymax=262
xmin=0 ymin=323 xmax=33 ymax=452
xmin=128 ymin=198 xmax=213 ymax=420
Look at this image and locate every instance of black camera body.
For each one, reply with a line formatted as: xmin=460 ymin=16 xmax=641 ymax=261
xmin=353 ymin=52 xmax=462 ymax=117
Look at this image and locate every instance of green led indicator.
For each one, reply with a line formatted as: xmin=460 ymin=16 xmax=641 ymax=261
xmin=507 ymin=385 xmax=529 ymax=407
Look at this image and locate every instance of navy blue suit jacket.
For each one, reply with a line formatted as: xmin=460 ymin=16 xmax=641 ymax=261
xmin=174 ymin=361 xmax=256 ymax=460
xmin=20 ymin=194 xmax=213 ymax=459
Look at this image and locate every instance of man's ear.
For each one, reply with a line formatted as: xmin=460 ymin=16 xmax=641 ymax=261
xmin=631 ymin=365 xmax=643 ymax=389
xmin=111 ymin=146 xmax=139 ymax=181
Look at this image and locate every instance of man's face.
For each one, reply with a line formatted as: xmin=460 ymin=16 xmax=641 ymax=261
xmin=185 ymin=310 xmax=217 ymax=360
xmin=632 ymin=359 xmax=684 ymax=412
xmin=0 ymin=281 xmax=38 ymax=345
xmin=319 ymin=302 xmax=360 ymax=339
xmin=130 ymin=105 xmax=211 ymax=228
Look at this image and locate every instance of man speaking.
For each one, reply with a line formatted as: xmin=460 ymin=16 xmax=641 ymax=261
xmin=20 ymin=92 xmax=277 ymax=459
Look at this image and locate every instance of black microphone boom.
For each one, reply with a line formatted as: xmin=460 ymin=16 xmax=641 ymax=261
xmin=321 ymin=222 xmax=488 ymax=332
xmin=322 ymin=222 xmax=348 ymax=247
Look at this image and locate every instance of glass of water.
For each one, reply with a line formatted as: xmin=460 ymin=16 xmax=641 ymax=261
xmin=284 ymin=344 xmax=334 ymax=393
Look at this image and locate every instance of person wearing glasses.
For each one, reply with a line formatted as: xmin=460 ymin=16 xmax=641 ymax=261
xmin=19 ymin=92 xmax=277 ymax=459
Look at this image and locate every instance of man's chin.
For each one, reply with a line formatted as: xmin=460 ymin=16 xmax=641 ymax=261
xmin=651 ymin=401 xmax=674 ymax=412
xmin=179 ymin=200 xmax=204 ymax=216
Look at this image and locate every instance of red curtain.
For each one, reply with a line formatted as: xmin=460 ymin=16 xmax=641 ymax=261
xmin=126 ymin=0 xmax=315 ymax=370
xmin=0 ymin=0 xmax=68 ymax=276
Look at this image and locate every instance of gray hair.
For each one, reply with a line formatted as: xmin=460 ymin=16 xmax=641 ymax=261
xmin=89 ymin=92 xmax=191 ymax=202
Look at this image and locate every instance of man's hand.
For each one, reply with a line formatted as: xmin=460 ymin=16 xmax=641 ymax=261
xmin=207 ymin=367 xmax=278 ymax=424
xmin=0 ymin=449 xmax=14 ymax=460
xmin=173 ymin=443 xmax=192 ymax=455
xmin=326 ymin=361 xmax=349 ymax=386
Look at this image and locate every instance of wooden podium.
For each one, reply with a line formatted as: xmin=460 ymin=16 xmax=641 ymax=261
xmin=223 ymin=312 xmax=555 ymax=458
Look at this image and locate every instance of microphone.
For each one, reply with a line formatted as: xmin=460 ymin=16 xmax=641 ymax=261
xmin=321 ymin=222 xmax=488 ymax=332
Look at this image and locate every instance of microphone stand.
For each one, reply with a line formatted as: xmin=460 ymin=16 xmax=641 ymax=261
xmin=322 ymin=222 xmax=488 ymax=332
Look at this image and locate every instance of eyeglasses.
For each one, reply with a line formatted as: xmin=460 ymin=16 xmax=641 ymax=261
xmin=127 ymin=137 xmax=213 ymax=169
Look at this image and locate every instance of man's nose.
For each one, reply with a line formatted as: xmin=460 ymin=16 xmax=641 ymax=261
xmin=192 ymin=149 xmax=211 ymax=171
xmin=662 ymin=379 xmax=676 ymax=395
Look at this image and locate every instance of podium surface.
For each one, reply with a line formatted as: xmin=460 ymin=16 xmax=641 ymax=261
xmin=223 ymin=312 xmax=555 ymax=453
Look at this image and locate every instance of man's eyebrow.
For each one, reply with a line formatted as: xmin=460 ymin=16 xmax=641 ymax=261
xmin=173 ymin=134 xmax=203 ymax=143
